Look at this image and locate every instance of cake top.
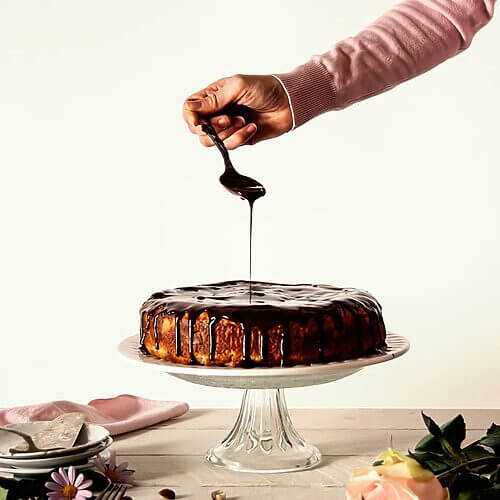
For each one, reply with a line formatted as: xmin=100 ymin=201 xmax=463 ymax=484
xmin=141 ymin=280 xmax=382 ymax=317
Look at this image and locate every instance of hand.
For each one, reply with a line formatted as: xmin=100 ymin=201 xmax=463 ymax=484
xmin=183 ymin=74 xmax=293 ymax=150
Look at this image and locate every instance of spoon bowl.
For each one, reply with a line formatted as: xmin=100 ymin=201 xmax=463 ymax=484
xmin=200 ymin=119 xmax=266 ymax=203
xmin=219 ymin=170 xmax=266 ymax=203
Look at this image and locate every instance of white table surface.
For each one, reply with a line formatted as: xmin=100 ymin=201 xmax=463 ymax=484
xmin=112 ymin=408 xmax=500 ymax=499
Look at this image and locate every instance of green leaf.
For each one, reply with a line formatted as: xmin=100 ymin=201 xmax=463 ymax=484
xmin=462 ymin=445 xmax=497 ymax=474
xmin=409 ymin=450 xmax=453 ymax=474
xmin=442 ymin=414 xmax=467 ymax=450
xmin=492 ymin=466 xmax=500 ymax=485
xmin=416 ymin=414 xmax=466 ymax=453
xmin=415 ymin=433 xmax=440 ymax=452
xmin=0 ymin=487 xmax=7 ymax=500
xmin=422 ymin=411 xmax=443 ymax=438
xmin=449 ymin=472 xmax=490 ymax=499
xmin=480 ymin=485 xmax=500 ymax=499
xmin=456 ymin=491 xmax=481 ymax=500
xmin=440 ymin=437 xmax=463 ymax=462
xmin=480 ymin=424 xmax=500 ymax=453
xmin=462 ymin=444 xmax=494 ymax=461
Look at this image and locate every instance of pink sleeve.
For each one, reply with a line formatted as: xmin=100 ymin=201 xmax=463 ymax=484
xmin=274 ymin=0 xmax=496 ymax=129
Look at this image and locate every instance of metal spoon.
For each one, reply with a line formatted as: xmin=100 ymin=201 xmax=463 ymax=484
xmin=200 ymin=119 xmax=266 ymax=203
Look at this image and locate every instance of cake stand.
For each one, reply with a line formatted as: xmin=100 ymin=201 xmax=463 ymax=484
xmin=118 ymin=333 xmax=409 ymax=473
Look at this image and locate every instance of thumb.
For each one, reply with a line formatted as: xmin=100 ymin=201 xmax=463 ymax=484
xmin=184 ymin=77 xmax=243 ymax=115
xmin=184 ymin=93 xmax=228 ymax=114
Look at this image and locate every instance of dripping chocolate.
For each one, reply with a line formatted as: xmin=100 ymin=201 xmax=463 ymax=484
xmin=139 ymin=280 xmax=386 ymax=368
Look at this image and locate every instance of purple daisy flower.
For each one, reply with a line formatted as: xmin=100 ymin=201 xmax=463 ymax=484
xmin=45 ymin=465 xmax=93 ymax=499
xmin=93 ymin=451 xmax=136 ymax=486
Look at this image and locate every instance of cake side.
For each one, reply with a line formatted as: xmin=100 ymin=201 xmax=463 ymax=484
xmin=140 ymin=281 xmax=386 ymax=367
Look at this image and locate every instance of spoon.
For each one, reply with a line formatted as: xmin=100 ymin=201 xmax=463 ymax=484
xmin=200 ymin=119 xmax=266 ymax=203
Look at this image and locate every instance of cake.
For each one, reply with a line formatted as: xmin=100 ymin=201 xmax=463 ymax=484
xmin=139 ymin=280 xmax=386 ymax=367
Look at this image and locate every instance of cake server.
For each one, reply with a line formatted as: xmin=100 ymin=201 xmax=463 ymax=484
xmin=1 ymin=412 xmax=85 ymax=454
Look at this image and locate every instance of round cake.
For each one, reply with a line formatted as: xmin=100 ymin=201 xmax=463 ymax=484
xmin=139 ymin=281 xmax=386 ymax=367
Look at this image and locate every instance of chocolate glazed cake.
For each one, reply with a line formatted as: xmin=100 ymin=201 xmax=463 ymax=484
xmin=139 ymin=281 xmax=386 ymax=367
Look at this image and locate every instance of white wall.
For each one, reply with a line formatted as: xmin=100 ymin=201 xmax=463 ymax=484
xmin=1 ymin=1 xmax=498 ymax=409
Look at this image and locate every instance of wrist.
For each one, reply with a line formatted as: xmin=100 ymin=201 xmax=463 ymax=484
xmin=273 ymin=60 xmax=336 ymax=129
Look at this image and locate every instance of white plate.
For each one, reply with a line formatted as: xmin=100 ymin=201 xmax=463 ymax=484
xmin=118 ymin=332 xmax=410 ymax=389
xmin=0 ymin=423 xmax=110 ymax=459
xmin=0 ymin=450 xmax=111 ymax=478
xmin=0 ymin=436 xmax=113 ymax=469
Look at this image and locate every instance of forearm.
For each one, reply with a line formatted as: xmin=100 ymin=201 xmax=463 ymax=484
xmin=274 ymin=0 xmax=496 ymax=129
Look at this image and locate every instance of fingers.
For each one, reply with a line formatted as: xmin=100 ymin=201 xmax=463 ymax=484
xmin=189 ymin=114 xmax=257 ymax=150
xmin=198 ymin=116 xmax=246 ymax=147
xmin=182 ymin=75 xmax=258 ymax=149
xmin=184 ymin=80 xmax=233 ymax=115
xmin=198 ymin=122 xmax=257 ymax=150
xmin=224 ymin=123 xmax=257 ymax=150
xmin=187 ymin=114 xmax=233 ymax=137
xmin=182 ymin=75 xmax=245 ymax=127
xmin=182 ymin=90 xmax=212 ymax=127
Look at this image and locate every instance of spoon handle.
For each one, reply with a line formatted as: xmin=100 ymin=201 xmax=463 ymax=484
xmin=199 ymin=119 xmax=234 ymax=170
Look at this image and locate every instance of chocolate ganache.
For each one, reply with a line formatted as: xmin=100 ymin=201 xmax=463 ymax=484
xmin=140 ymin=280 xmax=386 ymax=367
xmin=200 ymin=119 xmax=265 ymax=300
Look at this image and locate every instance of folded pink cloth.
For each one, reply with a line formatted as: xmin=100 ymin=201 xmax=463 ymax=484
xmin=0 ymin=395 xmax=189 ymax=436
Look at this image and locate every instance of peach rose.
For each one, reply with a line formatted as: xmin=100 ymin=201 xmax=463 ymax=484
xmin=345 ymin=449 xmax=449 ymax=500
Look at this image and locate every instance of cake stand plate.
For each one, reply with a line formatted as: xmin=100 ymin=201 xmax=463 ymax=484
xmin=118 ymin=333 xmax=409 ymax=473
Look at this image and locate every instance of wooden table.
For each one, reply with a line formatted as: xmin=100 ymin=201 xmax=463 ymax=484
xmin=113 ymin=409 xmax=499 ymax=499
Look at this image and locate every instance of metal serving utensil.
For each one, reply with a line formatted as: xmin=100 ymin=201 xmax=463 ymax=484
xmin=200 ymin=119 xmax=266 ymax=203
xmin=0 ymin=427 xmax=58 ymax=453
xmin=0 ymin=412 xmax=85 ymax=454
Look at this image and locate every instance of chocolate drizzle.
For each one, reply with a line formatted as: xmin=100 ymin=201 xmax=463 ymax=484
xmin=242 ymin=322 xmax=250 ymax=363
xmin=260 ymin=329 xmax=268 ymax=361
xmin=280 ymin=322 xmax=289 ymax=367
xmin=139 ymin=311 xmax=148 ymax=354
xmin=200 ymin=120 xmax=265 ymax=302
xmin=175 ymin=313 xmax=182 ymax=356
xmin=188 ymin=317 xmax=195 ymax=363
xmin=208 ymin=316 xmax=217 ymax=361
xmin=139 ymin=280 xmax=386 ymax=367
xmin=318 ymin=315 xmax=325 ymax=362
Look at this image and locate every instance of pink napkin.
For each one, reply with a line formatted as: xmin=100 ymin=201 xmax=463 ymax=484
xmin=0 ymin=394 xmax=189 ymax=436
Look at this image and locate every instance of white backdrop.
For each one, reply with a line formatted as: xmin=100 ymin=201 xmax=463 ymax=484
xmin=1 ymin=1 xmax=498 ymax=409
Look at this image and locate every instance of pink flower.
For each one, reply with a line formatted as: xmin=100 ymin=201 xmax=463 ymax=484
xmin=93 ymin=451 xmax=136 ymax=486
xmin=45 ymin=466 xmax=93 ymax=500
xmin=345 ymin=449 xmax=449 ymax=500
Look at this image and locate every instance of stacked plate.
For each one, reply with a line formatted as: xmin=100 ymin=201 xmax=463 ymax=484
xmin=0 ymin=422 xmax=112 ymax=477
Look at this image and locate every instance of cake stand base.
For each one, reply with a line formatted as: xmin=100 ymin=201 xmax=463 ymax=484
xmin=206 ymin=388 xmax=320 ymax=473
xmin=118 ymin=333 xmax=409 ymax=474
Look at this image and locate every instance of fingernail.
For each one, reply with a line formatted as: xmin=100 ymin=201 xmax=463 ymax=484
xmin=218 ymin=117 xmax=227 ymax=128
xmin=234 ymin=116 xmax=245 ymax=127
xmin=185 ymin=99 xmax=202 ymax=110
xmin=247 ymin=123 xmax=257 ymax=134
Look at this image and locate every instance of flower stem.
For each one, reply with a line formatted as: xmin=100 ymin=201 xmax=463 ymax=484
xmin=437 ymin=457 xmax=500 ymax=479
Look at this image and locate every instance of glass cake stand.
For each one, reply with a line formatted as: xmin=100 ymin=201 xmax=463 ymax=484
xmin=118 ymin=333 xmax=409 ymax=473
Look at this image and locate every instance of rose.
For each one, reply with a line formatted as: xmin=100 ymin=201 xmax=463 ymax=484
xmin=345 ymin=448 xmax=449 ymax=500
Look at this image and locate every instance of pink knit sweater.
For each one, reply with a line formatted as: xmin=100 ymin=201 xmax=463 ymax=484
xmin=275 ymin=0 xmax=495 ymax=129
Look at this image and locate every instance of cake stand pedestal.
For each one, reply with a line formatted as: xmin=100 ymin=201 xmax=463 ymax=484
xmin=118 ymin=333 xmax=409 ymax=473
xmin=207 ymin=387 xmax=320 ymax=473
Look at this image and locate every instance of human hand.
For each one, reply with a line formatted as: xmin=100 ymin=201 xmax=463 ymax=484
xmin=183 ymin=74 xmax=293 ymax=150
